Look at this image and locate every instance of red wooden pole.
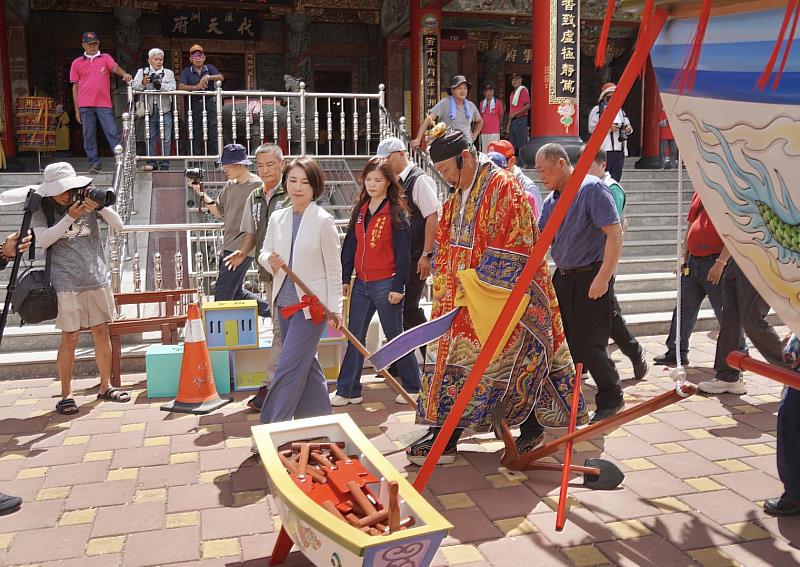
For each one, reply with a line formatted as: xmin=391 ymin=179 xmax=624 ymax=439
xmin=727 ymin=352 xmax=800 ymax=390
xmin=412 ymin=8 xmax=669 ymax=494
xmin=556 ymin=363 xmax=583 ymax=532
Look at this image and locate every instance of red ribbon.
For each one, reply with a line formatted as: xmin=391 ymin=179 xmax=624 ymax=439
xmin=595 ymin=0 xmax=616 ymax=69
xmin=671 ymin=0 xmax=712 ymax=94
xmin=757 ymin=0 xmax=799 ymax=91
xmin=281 ymin=295 xmax=327 ymax=325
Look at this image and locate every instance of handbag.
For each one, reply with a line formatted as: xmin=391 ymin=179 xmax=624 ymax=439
xmin=11 ymin=203 xmax=58 ymax=325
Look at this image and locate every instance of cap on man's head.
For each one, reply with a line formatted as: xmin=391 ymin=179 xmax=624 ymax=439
xmin=375 ymin=137 xmax=406 ymax=158
xmin=189 ymin=44 xmax=204 ymax=55
xmin=511 ymin=72 xmax=522 ymax=79
xmin=81 ymin=32 xmax=99 ymax=44
xmin=429 ymin=126 xmax=471 ymax=164
xmin=446 ymin=75 xmax=472 ymax=95
xmin=219 ymin=144 xmax=252 ymax=166
xmin=484 ymin=83 xmax=495 ymax=91
xmin=487 ymin=139 xmax=515 ymax=159
xmin=487 ymin=151 xmax=508 ymax=169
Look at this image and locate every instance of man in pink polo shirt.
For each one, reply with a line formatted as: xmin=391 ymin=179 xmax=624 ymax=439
xmin=70 ymin=31 xmax=132 ymax=174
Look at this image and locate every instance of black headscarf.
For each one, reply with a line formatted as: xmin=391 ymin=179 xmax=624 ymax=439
xmin=429 ymin=127 xmax=471 ymax=164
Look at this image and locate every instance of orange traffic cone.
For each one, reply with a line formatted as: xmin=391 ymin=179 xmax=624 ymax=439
xmin=161 ymin=303 xmax=233 ymax=414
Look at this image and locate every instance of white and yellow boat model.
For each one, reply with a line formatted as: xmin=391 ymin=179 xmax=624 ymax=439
xmin=253 ymin=414 xmax=452 ymax=567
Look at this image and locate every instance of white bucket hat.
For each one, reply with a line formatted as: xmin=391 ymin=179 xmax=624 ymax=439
xmin=37 ymin=163 xmax=93 ymax=198
xmin=0 ymin=185 xmax=38 ymax=207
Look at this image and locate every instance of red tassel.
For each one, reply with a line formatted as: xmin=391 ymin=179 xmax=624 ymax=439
xmin=638 ymin=0 xmax=655 ymax=46
xmin=773 ymin=2 xmax=800 ymax=89
xmin=595 ymin=0 xmax=616 ymax=69
xmin=671 ymin=0 xmax=713 ymax=94
xmin=757 ymin=0 xmax=798 ymax=90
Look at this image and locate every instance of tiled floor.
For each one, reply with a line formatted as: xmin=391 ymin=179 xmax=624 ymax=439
xmin=0 ymin=328 xmax=797 ymax=566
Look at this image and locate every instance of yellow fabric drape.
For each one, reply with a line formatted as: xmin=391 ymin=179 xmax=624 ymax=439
xmin=454 ymin=268 xmax=530 ymax=362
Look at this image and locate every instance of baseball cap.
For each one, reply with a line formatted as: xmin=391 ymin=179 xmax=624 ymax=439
xmin=487 ymin=139 xmax=515 ymax=159
xmin=487 ymin=151 xmax=508 ymax=169
xmin=375 ymin=137 xmax=407 ymax=158
xmin=82 ymin=32 xmax=99 ymax=44
xmin=189 ymin=44 xmax=204 ymax=55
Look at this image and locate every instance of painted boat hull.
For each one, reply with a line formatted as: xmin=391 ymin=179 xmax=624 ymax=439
xmin=252 ymin=414 xmax=451 ymax=567
xmin=652 ymin=6 xmax=800 ymax=334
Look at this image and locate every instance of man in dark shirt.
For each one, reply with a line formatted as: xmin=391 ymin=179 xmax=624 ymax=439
xmin=536 ymin=143 xmax=624 ymax=423
xmin=178 ymin=44 xmax=224 ymax=156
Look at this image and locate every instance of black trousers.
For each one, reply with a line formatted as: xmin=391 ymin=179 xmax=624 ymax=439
xmin=610 ymin=290 xmax=642 ymax=362
xmin=553 ymin=266 xmax=623 ymax=409
xmin=403 ymin=255 xmax=428 ymax=360
xmin=713 ymin=260 xmax=784 ymax=380
xmin=778 ymin=387 xmax=800 ymax=501
xmin=606 ymin=150 xmax=625 ymax=182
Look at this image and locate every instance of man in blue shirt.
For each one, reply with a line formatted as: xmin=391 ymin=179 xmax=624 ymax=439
xmin=536 ymin=143 xmax=625 ymax=422
xmin=178 ymin=44 xmax=224 ymax=156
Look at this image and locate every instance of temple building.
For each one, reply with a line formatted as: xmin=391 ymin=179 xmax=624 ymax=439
xmin=1 ymin=0 xmax=663 ymax=165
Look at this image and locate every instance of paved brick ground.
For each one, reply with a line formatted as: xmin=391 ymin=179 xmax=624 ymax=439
xmin=0 ymin=328 xmax=798 ymax=566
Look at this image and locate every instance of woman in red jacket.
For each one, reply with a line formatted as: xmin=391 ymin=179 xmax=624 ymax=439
xmin=331 ymin=157 xmax=421 ymax=406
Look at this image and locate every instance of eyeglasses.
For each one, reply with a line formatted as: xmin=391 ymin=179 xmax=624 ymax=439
xmin=190 ymin=53 xmax=205 ymax=59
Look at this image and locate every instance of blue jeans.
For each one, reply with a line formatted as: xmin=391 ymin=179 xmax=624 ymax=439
xmin=508 ymin=116 xmax=528 ymax=155
xmin=80 ymin=107 xmax=120 ymax=167
xmin=214 ymin=252 xmax=269 ymax=317
xmin=147 ymin=105 xmax=172 ymax=168
xmin=665 ymin=254 xmax=725 ymax=359
xmin=335 ymin=278 xmax=421 ymax=398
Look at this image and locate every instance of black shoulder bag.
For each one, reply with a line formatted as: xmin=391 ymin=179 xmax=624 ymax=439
xmin=11 ymin=202 xmax=58 ymax=325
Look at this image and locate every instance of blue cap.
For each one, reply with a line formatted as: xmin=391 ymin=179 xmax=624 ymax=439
xmin=82 ymin=32 xmax=99 ymax=43
xmin=487 ymin=151 xmax=507 ymax=169
xmin=219 ymin=144 xmax=252 ymax=166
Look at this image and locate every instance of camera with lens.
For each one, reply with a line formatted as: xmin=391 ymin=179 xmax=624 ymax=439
xmin=144 ymin=68 xmax=164 ymax=91
xmin=185 ymin=168 xmax=204 ymax=183
xmin=71 ymin=184 xmax=116 ymax=210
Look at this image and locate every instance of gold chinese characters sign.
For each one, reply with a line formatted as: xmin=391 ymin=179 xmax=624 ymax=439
xmin=423 ymin=34 xmax=440 ymax=114
xmin=165 ymin=10 xmax=259 ymax=40
xmin=549 ymin=0 xmax=579 ymax=104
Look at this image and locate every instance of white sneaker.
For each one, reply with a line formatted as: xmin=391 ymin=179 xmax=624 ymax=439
xmin=396 ymin=393 xmax=420 ymax=404
xmin=698 ymin=378 xmax=747 ymax=395
xmin=329 ymin=393 xmax=363 ymax=406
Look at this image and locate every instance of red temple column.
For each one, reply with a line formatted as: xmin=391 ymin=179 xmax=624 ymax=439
xmin=636 ymin=57 xmax=663 ymax=169
xmin=521 ymin=0 xmax=583 ymax=166
xmin=0 ymin=0 xmax=16 ymax=158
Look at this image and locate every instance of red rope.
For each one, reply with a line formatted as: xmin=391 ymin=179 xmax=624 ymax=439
xmin=757 ymin=0 xmax=799 ymax=90
xmin=772 ymin=1 xmax=800 ymax=90
xmin=281 ymin=295 xmax=326 ymax=325
xmin=595 ymin=0 xmax=616 ymax=69
xmin=671 ymin=0 xmax=713 ymax=94
xmin=412 ymin=7 xmax=670 ymax=495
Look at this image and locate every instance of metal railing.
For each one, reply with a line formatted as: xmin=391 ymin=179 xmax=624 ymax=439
xmin=130 ymin=82 xmax=386 ymax=161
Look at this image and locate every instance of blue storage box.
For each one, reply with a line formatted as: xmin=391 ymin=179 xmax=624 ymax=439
xmin=203 ymin=300 xmax=259 ymax=350
xmin=145 ymin=344 xmax=231 ymax=398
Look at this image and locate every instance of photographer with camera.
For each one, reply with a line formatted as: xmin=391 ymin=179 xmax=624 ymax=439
xmin=188 ymin=144 xmax=269 ymax=317
xmin=31 ymin=163 xmax=125 ymax=416
xmin=132 ymin=48 xmax=176 ymax=172
xmin=588 ymin=82 xmax=633 ymax=183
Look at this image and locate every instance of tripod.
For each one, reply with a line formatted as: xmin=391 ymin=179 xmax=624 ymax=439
xmin=0 ymin=188 xmax=41 ymax=348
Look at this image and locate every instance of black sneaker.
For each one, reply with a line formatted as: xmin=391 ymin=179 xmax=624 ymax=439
xmin=247 ymin=385 xmax=269 ymax=412
xmin=632 ymin=356 xmax=649 ymax=380
xmin=0 ymin=492 xmax=21 ymax=515
xmin=653 ymin=353 xmax=681 ymax=366
xmin=589 ymin=399 xmax=625 ymax=424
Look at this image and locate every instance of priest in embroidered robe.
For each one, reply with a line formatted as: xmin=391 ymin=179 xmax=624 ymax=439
xmin=406 ymin=125 xmax=588 ymax=465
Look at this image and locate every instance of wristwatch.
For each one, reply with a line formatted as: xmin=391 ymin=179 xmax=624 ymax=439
xmin=424 ymin=251 xmax=434 ymax=259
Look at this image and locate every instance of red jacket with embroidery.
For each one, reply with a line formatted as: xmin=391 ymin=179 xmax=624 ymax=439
xmin=341 ymin=200 xmax=412 ymax=293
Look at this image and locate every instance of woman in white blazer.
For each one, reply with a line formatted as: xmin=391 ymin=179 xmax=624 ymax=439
xmin=257 ymin=156 xmax=343 ymax=424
